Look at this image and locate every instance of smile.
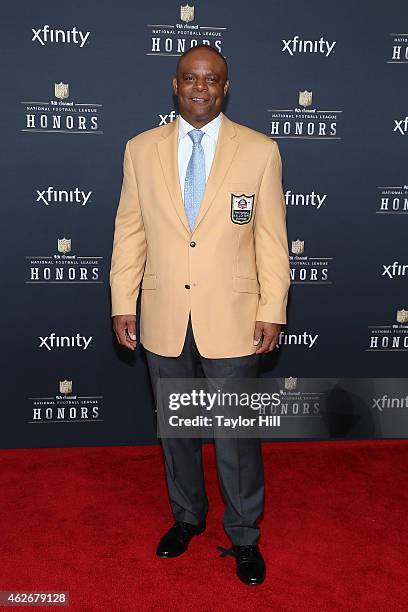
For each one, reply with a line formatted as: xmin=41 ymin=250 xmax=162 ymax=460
xmin=190 ymin=98 xmax=209 ymax=103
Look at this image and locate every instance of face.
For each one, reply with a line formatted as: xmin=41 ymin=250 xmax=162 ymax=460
xmin=172 ymin=47 xmax=229 ymax=128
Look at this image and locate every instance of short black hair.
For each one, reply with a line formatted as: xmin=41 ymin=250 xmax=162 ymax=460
xmin=176 ymin=44 xmax=228 ymax=79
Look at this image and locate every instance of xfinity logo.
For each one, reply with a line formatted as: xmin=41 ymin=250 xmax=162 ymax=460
xmin=282 ymin=36 xmax=336 ymax=57
xmin=36 ymin=187 xmax=92 ymax=206
xmin=277 ymin=332 xmax=318 ymax=349
xmin=394 ymin=117 xmax=408 ymax=135
xmin=382 ymin=262 xmax=408 ymax=278
xmin=372 ymin=395 xmax=408 ymax=411
xmin=159 ymin=111 xmax=177 ymax=125
xmin=285 ymin=190 xmax=327 ymax=209
xmin=39 ymin=333 xmax=93 ymax=351
xmin=32 ymin=25 xmax=90 ymax=47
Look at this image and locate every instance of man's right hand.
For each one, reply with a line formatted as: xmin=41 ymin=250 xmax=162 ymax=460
xmin=112 ymin=315 xmax=137 ymax=351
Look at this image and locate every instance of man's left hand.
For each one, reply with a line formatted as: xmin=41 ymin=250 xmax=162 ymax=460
xmin=253 ymin=321 xmax=281 ymax=354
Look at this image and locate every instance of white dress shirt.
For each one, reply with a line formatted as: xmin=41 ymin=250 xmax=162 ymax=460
xmin=178 ymin=112 xmax=223 ymax=202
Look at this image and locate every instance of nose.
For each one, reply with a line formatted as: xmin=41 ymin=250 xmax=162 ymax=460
xmin=194 ymin=77 xmax=208 ymax=91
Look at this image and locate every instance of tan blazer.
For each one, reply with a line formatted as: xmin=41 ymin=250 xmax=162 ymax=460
xmin=109 ymin=113 xmax=290 ymax=358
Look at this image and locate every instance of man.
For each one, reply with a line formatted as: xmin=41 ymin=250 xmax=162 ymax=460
xmin=110 ymin=45 xmax=290 ymax=585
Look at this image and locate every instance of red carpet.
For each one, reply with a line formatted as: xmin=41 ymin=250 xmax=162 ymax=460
xmin=1 ymin=440 xmax=408 ymax=611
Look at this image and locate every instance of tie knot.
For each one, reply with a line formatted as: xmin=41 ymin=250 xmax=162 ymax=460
xmin=188 ymin=129 xmax=204 ymax=145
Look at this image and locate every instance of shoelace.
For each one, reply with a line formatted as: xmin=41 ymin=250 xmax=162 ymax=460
xmin=236 ymin=545 xmax=258 ymax=563
xmin=172 ymin=521 xmax=197 ymax=537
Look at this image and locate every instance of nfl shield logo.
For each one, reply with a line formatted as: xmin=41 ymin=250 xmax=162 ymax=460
xmin=58 ymin=237 xmax=71 ymax=254
xmin=231 ymin=193 xmax=254 ymax=224
xmin=180 ymin=4 xmax=195 ymax=22
xmin=299 ymin=90 xmax=312 ymax=108
xmin=284 ymin=377 xmax=298 ymax=391
xmin=59 ymin=380 xmax=73 ymax=394
xmin=291 ymin=239 xmax=304 ymax=255
xmin=396 ymin=309 xmax=408 ymax=324
xmin=55 ymin=82 xmax=69 ymax=100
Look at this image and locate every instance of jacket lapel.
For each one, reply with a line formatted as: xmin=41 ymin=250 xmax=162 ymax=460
xmin=156 ymin=113 xmax=240 ymax=234
xmin=193 ymin=114 xmax=239 ymax=232
xmin=157 ymin=117 xmax=190 ymax=233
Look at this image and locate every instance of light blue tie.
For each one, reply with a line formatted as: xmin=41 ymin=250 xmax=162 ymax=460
xmin=184 ymin=129 xmax=206 ymax=232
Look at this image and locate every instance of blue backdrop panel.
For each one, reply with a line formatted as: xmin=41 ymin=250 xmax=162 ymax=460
xmin=0 ymin=1 xmax=407 ymax=448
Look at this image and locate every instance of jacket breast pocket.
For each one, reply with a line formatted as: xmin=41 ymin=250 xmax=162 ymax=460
xmin=233 ymin=276 xmax=260 ymax=294
xmin=141 ymin=274 xmax=157 ymax=290
xmin=227 ymin=184 xmax=257 ymax=226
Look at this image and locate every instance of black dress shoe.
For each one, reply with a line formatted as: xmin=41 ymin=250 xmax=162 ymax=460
xmin=234 ymin=545 xmax=266 ymax=585
xmin=156 ymin=520 xmax=206 ymax=558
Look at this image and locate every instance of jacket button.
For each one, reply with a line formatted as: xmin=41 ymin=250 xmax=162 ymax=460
xmin=185 ymin=284 xmax=190 ymax=289
xmin=190 ymin=241 xmax=196 ymax=247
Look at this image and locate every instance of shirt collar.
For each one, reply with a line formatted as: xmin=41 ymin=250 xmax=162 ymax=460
xmin=178 ymin=112 xmax=223 ymax=143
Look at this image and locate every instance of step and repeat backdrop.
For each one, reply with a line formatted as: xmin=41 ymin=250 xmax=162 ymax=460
xmin=1 ymin=1 xmax=407 ymax=448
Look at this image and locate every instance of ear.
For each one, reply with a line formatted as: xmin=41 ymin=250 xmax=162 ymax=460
xmin=224 ymin=79 xmax=230 ymax=95
xmin=172 ymin=76 xmax=178 ymax=95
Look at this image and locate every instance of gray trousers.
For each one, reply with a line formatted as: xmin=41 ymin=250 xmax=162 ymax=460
xmin=145 ymin=314 xmax=264 ymax=545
